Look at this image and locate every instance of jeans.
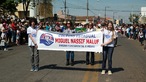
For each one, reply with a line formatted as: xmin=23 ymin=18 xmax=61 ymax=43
xmin=66 ymin=51 xmax=74 ymax=60
xmin=29 ymin=46 xmax=39 ymax=67
xmin=102 ymin=46 xmax=114 ymax=70
xmin=12 ymin=30 xmax=16 ymax=43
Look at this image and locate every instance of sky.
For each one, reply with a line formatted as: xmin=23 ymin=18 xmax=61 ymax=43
xmin=52 ymin=0 xmax=146 ymax=23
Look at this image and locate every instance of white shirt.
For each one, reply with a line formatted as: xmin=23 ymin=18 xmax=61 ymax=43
xmin=103 ymin=29 xmax=116 ymax=47
xmin=63 ymin=28 xmax=75 ymax=34
xmin=87 ymin=28 xmax=94 ymax=32
xmin=115 ymin=30 xmax=119 ymax=37
xmin=27 ymin=26 xmax=38 ymax=46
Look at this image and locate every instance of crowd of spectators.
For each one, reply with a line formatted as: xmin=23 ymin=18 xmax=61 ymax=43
xmin=2 ymin=14 xmax=146 ymax=51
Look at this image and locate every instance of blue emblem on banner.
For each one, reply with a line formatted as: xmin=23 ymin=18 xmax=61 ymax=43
xmin=40 ymin=33 xmax=54 ymax=46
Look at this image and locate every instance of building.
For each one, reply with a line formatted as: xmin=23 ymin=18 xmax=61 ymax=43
xmin=15 ymin=3 xmax=29 ymax=18
xmin=15 ymin=0 xmax=53 ymax=20
xmin=139 ymin=7 xmax=146 ymax=24
xmin=57 ymin=10 xmax=111 ymax=24
xmin=141 ymin=7 xmax=146 ymax=17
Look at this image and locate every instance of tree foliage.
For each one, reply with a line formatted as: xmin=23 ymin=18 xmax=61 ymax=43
xmin=0 ymin=0 xmax=18 ymax=14
xmin=0 ymin=0 xmax=6 ymax=5
xmin=129 ymin=14 xmax=140 ymax=24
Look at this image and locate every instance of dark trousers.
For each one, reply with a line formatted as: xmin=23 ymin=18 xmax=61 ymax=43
xmin=102 ymin=46 xmax=114 ymax=70
xmin=114 ymin=37 xmax=118 ymax=46
xmin=66 ymin=51 xmax=74 ymax=60
xmin=86 ymin=52 xmax=94 ymax=63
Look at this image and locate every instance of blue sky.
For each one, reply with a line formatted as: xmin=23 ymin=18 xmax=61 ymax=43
xmin=52 ymin=0 xmax=146 ymax=23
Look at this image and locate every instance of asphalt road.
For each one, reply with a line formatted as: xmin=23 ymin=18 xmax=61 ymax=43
xmin=0 ymin=35 xmax=146 ymax=82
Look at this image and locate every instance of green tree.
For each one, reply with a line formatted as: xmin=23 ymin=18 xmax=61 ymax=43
xmin=129 ymin=13 xmax=140 ymax=24
xmin=0 ymin=0 xmax=6 ymax=5
xmin=0 ymin=0 xmax=18 ymax=14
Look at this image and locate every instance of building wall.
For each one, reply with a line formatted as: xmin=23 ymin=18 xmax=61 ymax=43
xmin=39 ymin=3 xmax=53 ymax=19
xmin=141 ymin=7 xmax=146 ymax=17
xmin=15 ymin=2 xmax=53 ymax=19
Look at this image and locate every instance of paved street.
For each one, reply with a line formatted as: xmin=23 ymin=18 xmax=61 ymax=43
xmin=0 ymin=35 xmax=146 ymax=82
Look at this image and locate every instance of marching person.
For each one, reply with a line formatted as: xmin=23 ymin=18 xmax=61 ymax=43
xmin=63 ymin=21 xmax=75 ymax=66
xmin=114 ymin=27 xmax=119 ymax=47
xmin=86 ymin=23 xmax=95 ymax=65
xmin=101 ymin=21 xmax=116 ymax=75
xmin=27 ymin=21 xmax=39 ymax=72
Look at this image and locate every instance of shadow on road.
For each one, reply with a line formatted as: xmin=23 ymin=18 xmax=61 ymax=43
xmin=112 ymin=67 xmax=124 ymax=73
xmin=73 ymin=60 xmax=102 ymax=65
xmin=39 ymin=64 xmax=102 ymax=72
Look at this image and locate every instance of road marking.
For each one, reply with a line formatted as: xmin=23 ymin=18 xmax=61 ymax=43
xmin=82 ymin=53 xmax=101 ymax=82
xmin=90 ymin=53 xmax=100 ymax=82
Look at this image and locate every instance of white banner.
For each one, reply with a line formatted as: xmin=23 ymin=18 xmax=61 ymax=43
xmin=37 ymin=30 xmax=103 ymax=52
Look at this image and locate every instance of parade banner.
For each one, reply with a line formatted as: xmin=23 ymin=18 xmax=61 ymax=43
xmin=37 ymin=30 xmax=103 ymax=52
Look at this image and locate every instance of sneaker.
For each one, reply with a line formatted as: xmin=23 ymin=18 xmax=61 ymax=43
xmin=30 ymin=68 xmax=34 ymax=72
xmin=66 ymin=61 xmax=69 ymax=66
xmin=91 ymin=62 xmax=94 ymax=65
xmin=86 ymin=61 xmax=89 ymax=65
xmin=4 ymin=48 xmax=8 ymax=51
xmin=108 ymin=70 xmax=112 ymax=75
xmin=30 ymin=66 xmax=35 ymax=72
xmin=101 ymin=70 xmax=106 ymax=74
xmin=71 ymin=62 xmax=74 ymax=66
xmin=34 ymin=67 xmax=39 ymax=72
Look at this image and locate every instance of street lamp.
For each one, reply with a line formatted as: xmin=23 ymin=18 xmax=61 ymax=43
xmin=105 ymin=6 xmax=109 ymax=22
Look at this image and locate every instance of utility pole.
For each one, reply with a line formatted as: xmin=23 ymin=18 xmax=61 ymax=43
xmin=113 ymin=12 xmax=117 ymax=23
xmin=105 ymin=6 xmax=109 ymax=22
xmin=105 ymin=7 xmax=107 ymax=22
xmin=86 ymin=0 xmax=89 ymax=23
xmin=44 ymin=0 xmax=47 ymax=22
xmin=64 ymin=0 xmax=67 ymax=23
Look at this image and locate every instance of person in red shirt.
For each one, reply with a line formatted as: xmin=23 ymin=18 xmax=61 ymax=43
xmin=11 ymin=20 xmax=17 ymax=43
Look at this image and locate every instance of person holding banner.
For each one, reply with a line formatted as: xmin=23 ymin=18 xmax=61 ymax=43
xmin=27 ymin=21 xmax=39 ymax=72
xmin=86 ymin=23 xmax=95 ymax=65
xmin=101 ymin=21 xmax=116 ymax=75
xmin=63 ymin=22 xmax=75 ymax=66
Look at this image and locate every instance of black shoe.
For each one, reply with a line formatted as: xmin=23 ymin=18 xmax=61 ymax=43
xmin=91 ymin=62 xmax=94 ymax=65
xmin=86 ymin=61 xmax=89 ymax=65
xmin=71 ymin=59 xmax=74 ymax=66
xmin=66 ymin=61 xmax=69 ymax=66
xmin=71 ymin=62 xmax=74 ymax=66
xmin=66 ymin=59 xmax=69 ymax=66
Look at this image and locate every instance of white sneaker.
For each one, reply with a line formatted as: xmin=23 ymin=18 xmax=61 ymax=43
xmin=108 ymin=70 xmax=112 ymax=75
xmin=30 ymin=68 xmax=34 ymax=72
xmin=101 ymin=70 xmax=106 ymax=74
xmin=4 ymin=48 xmax=8 ymax=51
